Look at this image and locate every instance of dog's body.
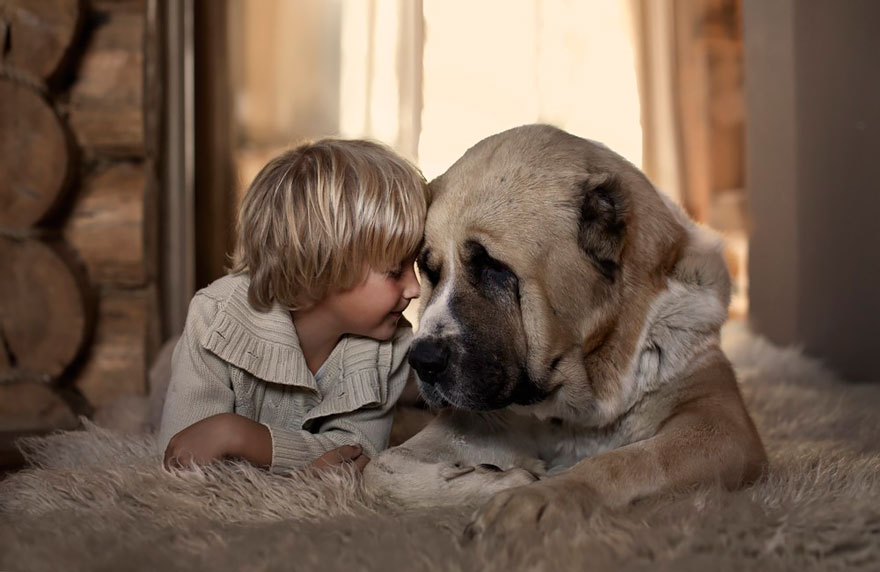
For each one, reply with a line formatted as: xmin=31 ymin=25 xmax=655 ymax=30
xmin=364 ymin=125 xmax=766 ymax=540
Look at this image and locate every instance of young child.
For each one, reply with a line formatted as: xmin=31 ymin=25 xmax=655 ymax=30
xmin=159 ymin=138 xmax=426 ymax=474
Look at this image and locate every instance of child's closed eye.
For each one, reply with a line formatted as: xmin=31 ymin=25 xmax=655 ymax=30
xmin=385 ymin=267 xmax=404 ymax=279
xmin=384 ymin=255 xmax=417 ymax=280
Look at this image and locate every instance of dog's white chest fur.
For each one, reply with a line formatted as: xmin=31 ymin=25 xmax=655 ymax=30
xmin=540 ymin=424 xmax=625 ymax=473
xmin=535 ymin=410 xmax=661 ymax=473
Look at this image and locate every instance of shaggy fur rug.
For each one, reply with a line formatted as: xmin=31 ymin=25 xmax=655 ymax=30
xmin=2 ymin=322 xmax=879 ymax=572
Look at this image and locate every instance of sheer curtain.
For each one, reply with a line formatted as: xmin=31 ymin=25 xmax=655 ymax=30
xmin=630 ymin=0 xmax=684 ymax=204
xmin=229 ymin=0 xmax=422 ymax=192
xmin=229 ymin=0 xmax=650 ymax=183
xmin=337 ymin=0 xmax=422 ymax=162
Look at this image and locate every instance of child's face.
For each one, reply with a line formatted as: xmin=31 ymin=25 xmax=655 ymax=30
xmin=324 ymin=258 xmax=420 ymax=340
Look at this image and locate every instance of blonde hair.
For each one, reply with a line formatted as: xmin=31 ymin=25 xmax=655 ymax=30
xmin=231 ymin=138 xmax=427 ymax=312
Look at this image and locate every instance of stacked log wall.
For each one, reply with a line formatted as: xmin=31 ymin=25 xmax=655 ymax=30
xmin=0 ymin=0 xmax=158 ymax=463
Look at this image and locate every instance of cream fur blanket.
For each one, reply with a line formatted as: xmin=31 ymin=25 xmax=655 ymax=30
xmin=2 ymin=322 xmax=879 ymax=571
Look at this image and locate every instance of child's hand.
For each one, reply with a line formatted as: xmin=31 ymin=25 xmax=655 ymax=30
xmin=309 ymin=444 xmax=370 ymax=473
xmin=163 ymin=412 xmax=271 ymax=470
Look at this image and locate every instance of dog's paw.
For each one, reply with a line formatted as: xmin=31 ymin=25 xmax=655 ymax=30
xmin=463 ymin=480 xmax=599 ymax=544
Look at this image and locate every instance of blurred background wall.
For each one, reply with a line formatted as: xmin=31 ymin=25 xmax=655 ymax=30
xmin=743 ymin=0 xmax=880 ymax=382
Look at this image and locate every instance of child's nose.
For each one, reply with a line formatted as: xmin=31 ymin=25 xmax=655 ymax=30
xmin=403 ymin=265 xmax=420 ymax=298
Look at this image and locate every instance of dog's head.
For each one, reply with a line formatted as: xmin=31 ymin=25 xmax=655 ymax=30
xmin=410 ymin=125 xmax=728 ymax=420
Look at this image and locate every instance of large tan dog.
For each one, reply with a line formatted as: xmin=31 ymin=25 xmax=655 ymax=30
xmin=364 ymin=124 xmax=767 ymax=542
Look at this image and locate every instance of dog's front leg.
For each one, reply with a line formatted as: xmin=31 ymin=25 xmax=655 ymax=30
xmin=364 ymin=410 xmax=543 ymax=508
xmin=465 ymin=386 xmax=767 ymax=542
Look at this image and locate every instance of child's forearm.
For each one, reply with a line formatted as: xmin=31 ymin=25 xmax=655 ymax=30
xmin=163 ymin=412 xmax=272 ymax=469
xmin=223 ymin=413 xmax=273 ymax=467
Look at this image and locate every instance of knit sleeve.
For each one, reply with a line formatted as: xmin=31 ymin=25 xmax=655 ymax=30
xmin=266 ymin=325 xmax=415 ymax=472
xmin=157 ymin=293 xmax=235 ymax=453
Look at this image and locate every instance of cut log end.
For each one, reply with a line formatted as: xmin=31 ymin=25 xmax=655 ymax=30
xmin=0 ymin=237 xmax=92 ymax=380
xmin=3 ymin=0 xmax=83 ymax=82
xmin=0 ymin=80 xmax=75 ymax=228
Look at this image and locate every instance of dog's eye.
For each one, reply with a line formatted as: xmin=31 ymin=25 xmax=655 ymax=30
xmin=467 ymin=241 xmax=517 ymax=292
xmin=417 ymin=249 xmax=441 ymax=286
xmin=480 ymin=259 xmax=516 ymax=289
xmin=483 ymin=264 xmax=516 ymax=288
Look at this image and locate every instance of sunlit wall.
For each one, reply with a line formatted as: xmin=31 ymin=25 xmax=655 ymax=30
xmin=419 ymin=0 xmax=643 ymax=180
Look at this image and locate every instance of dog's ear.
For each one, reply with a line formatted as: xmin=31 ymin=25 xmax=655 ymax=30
xmin=426 ymin=175 xmax=445 ymax=207
xmin=578 ymin=175 xmax=629 ymax=281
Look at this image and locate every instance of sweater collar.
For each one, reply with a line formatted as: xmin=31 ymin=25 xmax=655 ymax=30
xmin=201 ymin=277 xmax=347 ymax=391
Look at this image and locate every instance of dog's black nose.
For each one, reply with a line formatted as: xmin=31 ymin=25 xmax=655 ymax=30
xmin=408 ymin=339 xmax=449 ymax=383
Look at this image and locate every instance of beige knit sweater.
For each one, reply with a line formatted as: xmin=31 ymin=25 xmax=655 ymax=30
xmin=158 ymin=273 xmax=413 ymax=472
